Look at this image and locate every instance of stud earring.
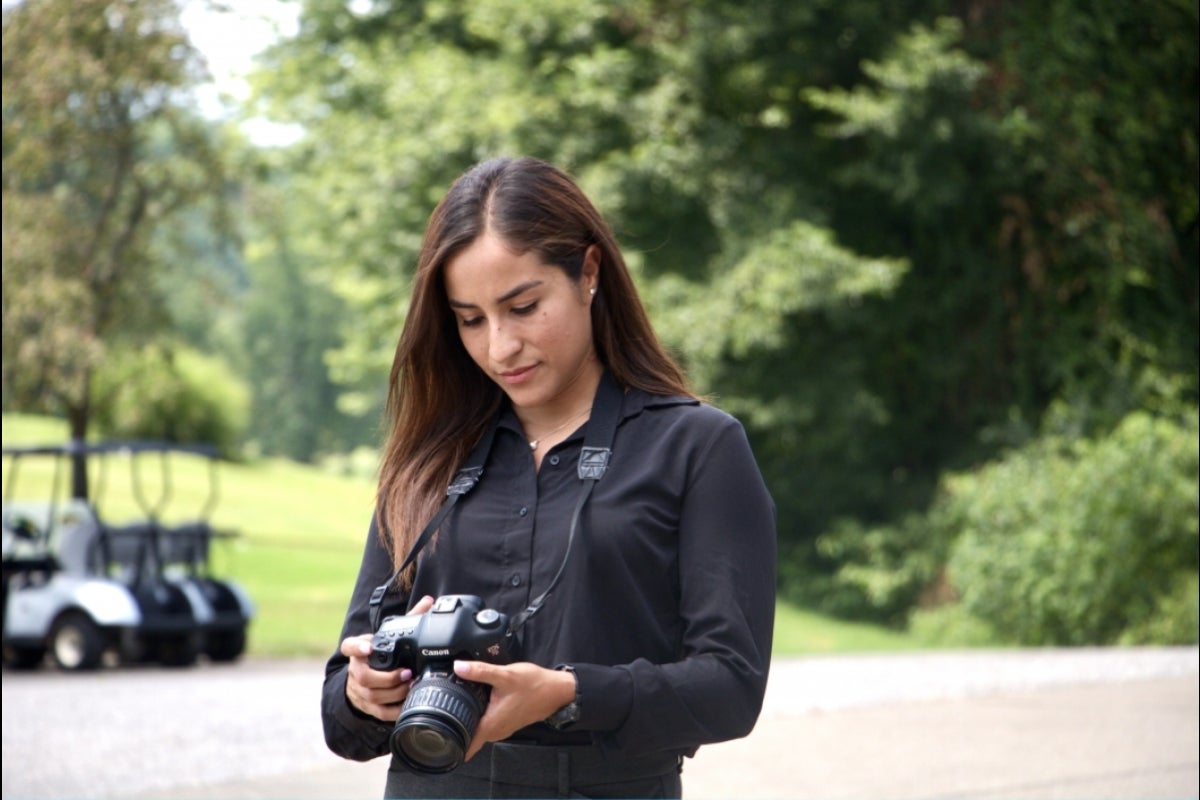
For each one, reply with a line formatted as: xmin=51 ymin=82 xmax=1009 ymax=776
xmin=589 ymin=288 xmax=596 ymax=296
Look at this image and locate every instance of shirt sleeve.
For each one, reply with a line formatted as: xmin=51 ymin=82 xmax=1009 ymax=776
xmin=321 ymin=514 xmax=406 ymax=761
xmin=577 ymin=412 xmax=777 ymax=755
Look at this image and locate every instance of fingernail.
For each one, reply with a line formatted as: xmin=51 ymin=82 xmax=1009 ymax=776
xmin=400 ymin=669 xmax=413 ymax=682
xmin=454 ymin=660 xmax=472 ymax=677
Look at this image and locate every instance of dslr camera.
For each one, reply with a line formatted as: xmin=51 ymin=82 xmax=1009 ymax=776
xmin=369 ymin=594 xmax=513 ymax=773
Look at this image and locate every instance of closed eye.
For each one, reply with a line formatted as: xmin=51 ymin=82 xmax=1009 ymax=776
xmin=512 ymin=301 xmax=538 ymax=316
xmin=458 ymin=315 xmax=484 ymax=328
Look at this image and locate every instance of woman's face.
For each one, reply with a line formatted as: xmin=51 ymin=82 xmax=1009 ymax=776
xmin=443 ymin=232 xmax=601 ymax=417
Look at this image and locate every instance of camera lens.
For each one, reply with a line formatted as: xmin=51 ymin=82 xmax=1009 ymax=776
xmin=391 ymin=670 xmax=489 ymax=774
xmin=393 ymin=716 xmax=463 ymax=771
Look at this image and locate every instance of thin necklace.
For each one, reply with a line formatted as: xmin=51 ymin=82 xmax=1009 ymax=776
xmin=527 ymin=406 xmax=592 ymax=451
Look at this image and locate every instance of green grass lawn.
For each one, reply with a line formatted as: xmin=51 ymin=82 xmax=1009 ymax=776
xmin=3 ymin=413 xmax=921 ymax=658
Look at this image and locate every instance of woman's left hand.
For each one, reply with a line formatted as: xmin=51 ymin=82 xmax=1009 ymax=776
xmin=453 ymin=660 xmax=577 ymax=761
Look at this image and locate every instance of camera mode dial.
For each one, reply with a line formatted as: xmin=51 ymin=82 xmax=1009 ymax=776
xmin=474 ymin=609 xmax=501 ymax=628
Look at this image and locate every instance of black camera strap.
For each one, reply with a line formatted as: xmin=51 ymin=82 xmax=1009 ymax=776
xmin=368 ymin=418 xmax=498 ymax=632
xmin=506 ymin=370 xmax=622 ymax=639
xmin=367 ymin=371 xmax=623 ymax=634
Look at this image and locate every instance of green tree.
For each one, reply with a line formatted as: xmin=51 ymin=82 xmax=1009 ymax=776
xmin=247 ymin=0 xmax=1198 ymax=634
xmin=2 ymin=0 xmax=229 ymax=495
xmin=247 ymin=0 xmax=934 ymax=470
xmin=986 ymin=0 xmax=1199 ymax=427
xmin=785 ymin=6 xmax=1198 ymax=618
xmin=237 ymin=165 xmax=364 ymax=462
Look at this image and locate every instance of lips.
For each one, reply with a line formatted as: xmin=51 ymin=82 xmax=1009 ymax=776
xmin=498 ymin=365 xmax=537 ymax=385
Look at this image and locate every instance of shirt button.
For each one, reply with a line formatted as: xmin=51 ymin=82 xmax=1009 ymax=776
xmin=509 ymin=574 xmax=522 ymax=587
xmin=549 ymin=455 xmax=561 ymax=466
xmin=518 ymin=506 xmax=529 ymax=517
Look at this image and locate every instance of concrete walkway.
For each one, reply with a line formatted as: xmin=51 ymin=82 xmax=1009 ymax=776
xmin=154 ymin=650 xmax=1200 ymax=799
xmin=170 ymin=676 xmax=1198 ymax=799
xmin=4 ymin=648 xmax=1197 ymax=799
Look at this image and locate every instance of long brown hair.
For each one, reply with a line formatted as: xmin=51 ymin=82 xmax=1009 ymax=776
xmin=378 ymin=156 xmax=692 ymax=579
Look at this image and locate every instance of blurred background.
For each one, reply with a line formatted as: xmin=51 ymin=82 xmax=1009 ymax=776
xmin=2 ymin=0 xmax=1197 ymax=661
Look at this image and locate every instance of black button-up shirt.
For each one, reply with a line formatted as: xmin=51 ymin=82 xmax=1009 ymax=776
xmin=322 ymin=385 xmax=777 ymax=761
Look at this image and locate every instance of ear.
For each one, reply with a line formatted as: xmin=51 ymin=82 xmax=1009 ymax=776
xmin=581 ymin=244 xmax=601 ymax=294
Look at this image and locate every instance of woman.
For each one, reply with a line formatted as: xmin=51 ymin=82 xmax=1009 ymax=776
xmin=322 ymin=156 xmax=776 ymax=799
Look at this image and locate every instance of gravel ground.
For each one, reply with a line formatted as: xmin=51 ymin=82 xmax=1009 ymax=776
xmin=2 ymin=647 xmax=1197 ymax=799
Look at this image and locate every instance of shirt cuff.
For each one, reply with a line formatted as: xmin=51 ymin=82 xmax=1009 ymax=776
xmin=571 ymin=662 xmax=633 ymax=732
xmin=322 ymin=667 xmax=393 ymax=760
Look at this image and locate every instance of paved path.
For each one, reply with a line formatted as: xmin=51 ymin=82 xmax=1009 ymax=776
xmin=3 ymin=648 xmax=1197 ymax=799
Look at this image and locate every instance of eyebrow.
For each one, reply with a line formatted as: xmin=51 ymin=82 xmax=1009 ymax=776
xmin=448 ymin=279 xmax=544 ymax=309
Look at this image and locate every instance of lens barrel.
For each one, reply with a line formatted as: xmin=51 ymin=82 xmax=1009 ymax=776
xmin=391 ymin=671 xmax=490 ymax=774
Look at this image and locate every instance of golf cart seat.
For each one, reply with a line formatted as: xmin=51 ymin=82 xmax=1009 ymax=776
xmin=2 ymin=500 xmax=57 ymax=579
xmin=157 ymin=522 xmax=213 ymax=573
xmin=2 ymin=499 xmax=103 ymax=577
xmin=100 ymin=522 xmax=159 ymax=586
xmin=47 ymin=500 xmax=104 ymax=576
xmin=3 ymin=501 xmax=52 ymax=554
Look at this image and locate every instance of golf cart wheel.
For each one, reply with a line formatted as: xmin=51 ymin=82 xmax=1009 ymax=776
xmin=3 ymin=644 xmax=46 ymax=670
xmin=156 ymin=633 xmax=200 ymax=668
xmin=49 ymin=611 xmax=106 ymax=671
xmin=205 ymin=626 xmax=247 ymax=663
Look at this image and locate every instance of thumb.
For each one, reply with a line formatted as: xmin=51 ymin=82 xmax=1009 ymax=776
xmin=409 ymin=595 xmax=435 ymax=614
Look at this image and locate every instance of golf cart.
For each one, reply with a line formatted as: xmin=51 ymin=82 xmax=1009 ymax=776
xmin=1 ymin=440 xmax=254 ymax=671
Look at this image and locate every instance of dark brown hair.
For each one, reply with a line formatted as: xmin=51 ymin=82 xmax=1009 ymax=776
xmin=378 ymin=156 xmax=691 ymax=578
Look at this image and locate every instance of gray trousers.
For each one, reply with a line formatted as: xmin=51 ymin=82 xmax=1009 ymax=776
xmin=384 ymin=741 xmax=683 ymax=799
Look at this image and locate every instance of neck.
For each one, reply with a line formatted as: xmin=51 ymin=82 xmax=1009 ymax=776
xmin=525 ymin=405 xmax=592 ymax=451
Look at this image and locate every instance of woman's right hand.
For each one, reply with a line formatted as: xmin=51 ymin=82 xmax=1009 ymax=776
xmin=341 ymin=594 xmax=435 ymax=721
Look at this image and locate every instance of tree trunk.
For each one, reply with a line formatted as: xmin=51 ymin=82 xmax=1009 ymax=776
xmin=66 ymin=381 xmax=91 ymax=500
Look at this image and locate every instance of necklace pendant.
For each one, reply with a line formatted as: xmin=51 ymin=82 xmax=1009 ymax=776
xmin=529 ymin=439 xmax=539 ymax=450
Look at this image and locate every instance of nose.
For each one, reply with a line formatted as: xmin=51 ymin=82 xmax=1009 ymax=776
xmin=488 ymin=319 xmax=522 ymax=364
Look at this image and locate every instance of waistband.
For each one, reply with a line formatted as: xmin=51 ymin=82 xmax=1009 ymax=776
xmin=509 ymin=722 xmax=592 ymax=746
xmin=456 ymin=740 xmax=682 ymax=792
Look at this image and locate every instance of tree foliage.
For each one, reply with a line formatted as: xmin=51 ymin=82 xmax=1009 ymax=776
xmin=985 ymin=0 xmax=1199 ymax=426
xmin=91 ymin=341 xmax=250 ymax=457
xmin=6 ymin=0 xmax=1191 ymax=640
xmin=1 ymin=0 xmax=227 ymax=462
xmin=236 ymin=163 xmax=361 ymax=462
xmin=245 ymin=1 xmax=1197 ymax=620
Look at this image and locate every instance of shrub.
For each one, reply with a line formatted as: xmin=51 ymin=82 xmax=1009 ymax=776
xmin=943 ymin=410 xmax=1199 ymax=645
xmin=1118 ymin=571 xmax=1199 ymax=646
xmin=92 ymin=344 xmax=250 ymax=457
xmin=907 ymin=602 xmax=1000 ymax=648
xmin=805 ymin=512 xmax=956 ymax=626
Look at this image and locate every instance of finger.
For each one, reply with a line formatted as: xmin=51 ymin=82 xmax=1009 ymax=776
xmin=464 ymin=732 xmax=485 ymax=762
xmin=454 ymin=660 xmax=494 ymax=686
xmin=354 ymin=662 xmax=413 ymax=689
xmin=340 ymin=634 xmax=374 ymax=660
xmin=409 ymin=595 xmax=435 ymax=614
xmin=348 ymin=649 xmax=411 ymax=694
xmin=462 ymin=693 xmax=522 ymax=762
xmin=348 ymin=690 xmax=403 ymax=721
xmin=346 ymin=664 xmax=414 ymax=718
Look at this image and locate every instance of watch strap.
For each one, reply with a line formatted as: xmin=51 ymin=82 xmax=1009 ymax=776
xmin=544 ymin=664 xmax=581 ymax=730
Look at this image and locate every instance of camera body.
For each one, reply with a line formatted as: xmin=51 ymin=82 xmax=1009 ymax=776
xmin=369 ymin=593 xmax=513 ymax=672
xmin=369 ymin=594 xmax=514 ymax=774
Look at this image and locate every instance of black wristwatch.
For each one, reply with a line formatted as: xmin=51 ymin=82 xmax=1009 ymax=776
xmin=544 ymin=664 xmax=581 ymax=730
